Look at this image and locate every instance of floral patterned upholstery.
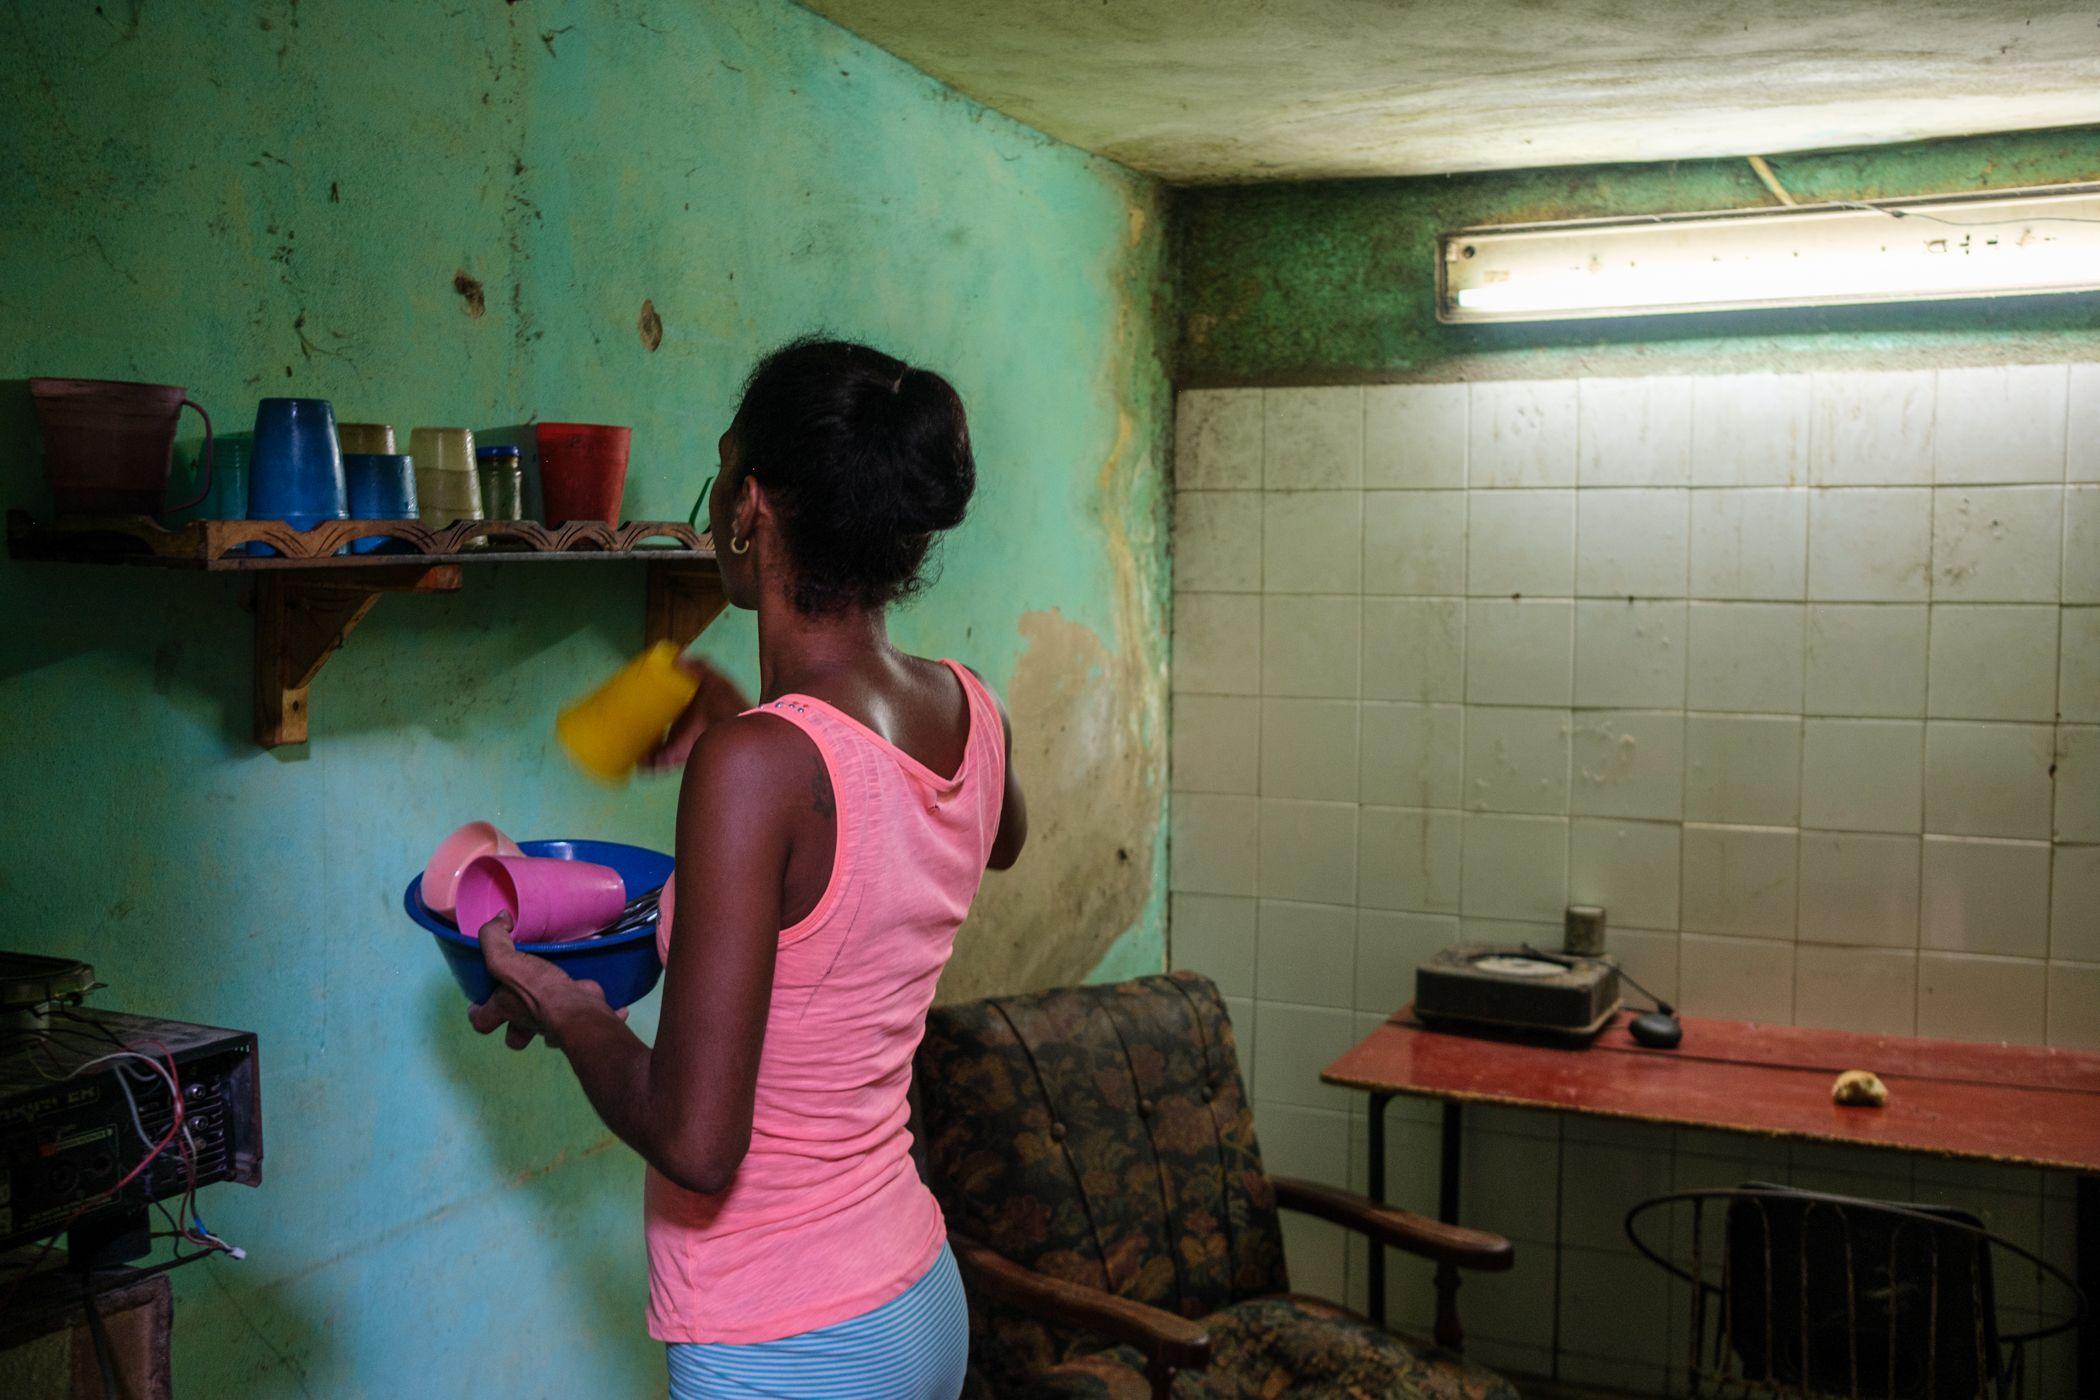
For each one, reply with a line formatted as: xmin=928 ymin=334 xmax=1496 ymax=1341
xmin=915 ymin=973 xmax=1517 ymax=1399
xmin=1016 ymin=1296 xmax=1518 ymax=1399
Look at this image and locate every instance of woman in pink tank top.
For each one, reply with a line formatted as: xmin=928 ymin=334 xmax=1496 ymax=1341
xmin=468 ymin=339 xmax=1027 ymax=1399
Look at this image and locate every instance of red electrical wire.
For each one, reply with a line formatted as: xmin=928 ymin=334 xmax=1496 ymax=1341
xmin=0 ymin=1043 xmax=187 ymax=1316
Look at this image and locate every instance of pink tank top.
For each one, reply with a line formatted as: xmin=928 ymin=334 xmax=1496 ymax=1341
xmin=643 ymin=660 xmax=1006 ymax=1344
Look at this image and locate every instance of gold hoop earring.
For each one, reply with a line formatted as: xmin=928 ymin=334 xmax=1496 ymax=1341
xmin=729 ymin=535 xmax=750 ymax=556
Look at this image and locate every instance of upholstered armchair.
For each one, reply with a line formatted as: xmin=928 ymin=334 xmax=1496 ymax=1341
xmin=915 ymin=972 xmax=1518 ymax=1399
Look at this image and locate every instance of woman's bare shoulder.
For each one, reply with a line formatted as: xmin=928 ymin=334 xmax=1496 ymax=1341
xmin=947 ymin=658 xmax=1011 ymax=732
xmin=680 ymin=709 xmax=819 ymax=795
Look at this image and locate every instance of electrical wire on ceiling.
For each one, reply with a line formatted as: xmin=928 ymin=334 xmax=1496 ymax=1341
xmin=1747 ymin=155 xmax=1795 ymax=206
xmin=1748 ymin=153 xmax=2100 ymax=226
xmin=1831 ymin=201 xmax=2100 ymax=228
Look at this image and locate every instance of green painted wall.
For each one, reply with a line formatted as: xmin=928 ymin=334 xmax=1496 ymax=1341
xmin=0 ymin=2 xmax=1168 ymax=1394
xmin=1177 ymin=126 xmax=2100 ymax=386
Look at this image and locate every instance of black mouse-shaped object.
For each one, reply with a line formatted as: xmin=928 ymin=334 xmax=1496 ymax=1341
xmin=1629 ymin=1011 xmax=1683 ymax=1049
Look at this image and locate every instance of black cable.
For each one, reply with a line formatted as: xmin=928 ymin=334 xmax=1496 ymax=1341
xmin=84 ymin=1250 xmax=213 ymax=1287
xmin=81 ymin=1279 xmax=120 ymax=1400
xmin=51 ymin=1006 xmax=124 ymax=1035
xmin=1518 ymin=941 xmax=1675 ymax=1015
xmin=1613 ymin=963 xmax=1676 ymax=1018
xmin=4 ymin=1021 xmax=124 ymax=1066
xmin=0 ymin=1244 xmax=211 ymax=1313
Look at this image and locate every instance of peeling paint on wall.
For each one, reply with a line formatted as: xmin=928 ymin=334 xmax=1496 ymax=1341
xmin=945 ymin=607 xmax=1159 ymax=999
xmin=937 ymin=217 xmax=1174 ymax=1004
xmin=0 ymin=1 xmax=1173 ymax=1394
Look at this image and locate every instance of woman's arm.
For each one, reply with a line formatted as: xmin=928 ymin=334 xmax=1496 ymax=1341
xmin=987 ymin=695 xmax=1027 ymax=871
xmin=959 ymin=664 xmax=1026 ymax=871
xmin=470 ymin=713 xmax=800 ymax=1195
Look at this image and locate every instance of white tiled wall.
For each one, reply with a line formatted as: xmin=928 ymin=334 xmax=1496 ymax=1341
xmin=1168 ymin=366 xmax=2094 ymax=1396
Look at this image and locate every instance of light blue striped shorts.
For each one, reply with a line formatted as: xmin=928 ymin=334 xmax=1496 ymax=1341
xmin=666 ymin=1243 xmax=968 ymax=1400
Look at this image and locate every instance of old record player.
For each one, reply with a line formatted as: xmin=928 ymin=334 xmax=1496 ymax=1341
xmin=1414 ymin=944 xmax=1621 ymax=1038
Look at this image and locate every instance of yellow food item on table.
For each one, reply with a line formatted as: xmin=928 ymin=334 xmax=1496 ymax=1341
xmin=1831 ymin=1069 xmax=1888 ymax=1107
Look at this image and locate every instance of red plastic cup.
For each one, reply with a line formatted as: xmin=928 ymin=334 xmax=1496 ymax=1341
xmin=536 ymin=422 xmax=631 ymax=526
xmin=455 ymin=854 xmax=627 ymax=945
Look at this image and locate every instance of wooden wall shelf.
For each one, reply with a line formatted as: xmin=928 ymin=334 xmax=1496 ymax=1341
xmin=7 ymin=511 xmax=729 ymax=747
xmin=6 ymin=510 xmax=715 ymax=569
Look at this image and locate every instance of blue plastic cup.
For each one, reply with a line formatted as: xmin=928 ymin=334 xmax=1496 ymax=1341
xmin=344 ymin=453 xmax=420 ymax=554
xmin=165 ymin=430 xmax=251 ymax=524
xmin=247 ymin=398 xmax=347 ymax=553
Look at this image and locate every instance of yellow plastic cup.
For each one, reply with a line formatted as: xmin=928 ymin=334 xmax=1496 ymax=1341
xmin=556 ymin=642 xmax=701 ymax=784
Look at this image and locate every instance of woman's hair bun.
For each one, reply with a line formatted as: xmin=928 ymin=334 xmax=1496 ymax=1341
xmin=883 ymin=368 xmax=974 ymax=535
xmin=732 ymin=337 xmax=977 ymax=613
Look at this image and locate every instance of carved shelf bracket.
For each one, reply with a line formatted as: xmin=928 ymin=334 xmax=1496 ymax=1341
xmin=253 ymin=566 xmax=463 ymax=747
xmin=645 ymin=562 xmax=729 ymax=650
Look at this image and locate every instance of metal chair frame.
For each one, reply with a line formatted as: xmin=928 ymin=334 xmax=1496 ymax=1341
xmin=1625 ymin=1186 xmax=2084 ymax=1400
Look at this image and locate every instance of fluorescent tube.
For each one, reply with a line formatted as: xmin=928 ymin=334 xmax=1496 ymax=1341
xmin=1438 ymin=186 xmax=2100 ymax=324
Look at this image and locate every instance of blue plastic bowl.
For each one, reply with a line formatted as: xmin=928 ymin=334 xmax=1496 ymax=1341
xmin=404 ymin=838 xmax=672 ymax=1009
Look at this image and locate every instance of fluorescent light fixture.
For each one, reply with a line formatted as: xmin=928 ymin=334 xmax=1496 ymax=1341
xmin=1438 ymin=185 xmax=2100 ymax=324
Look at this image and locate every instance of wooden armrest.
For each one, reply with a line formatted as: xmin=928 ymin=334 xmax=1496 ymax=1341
xmin=1271 ymin=1176 xmax=1514 ymax=1272
xmin=949 ymin=1233 xmax=1213 ymax=1372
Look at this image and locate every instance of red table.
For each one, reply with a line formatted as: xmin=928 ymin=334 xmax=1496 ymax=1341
xmin=1322 ymin=1009 xmax=2100 ymax=1382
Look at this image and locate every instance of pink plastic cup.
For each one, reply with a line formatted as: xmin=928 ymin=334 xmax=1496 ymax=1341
xmin=454 ymin=854 xmax=627 ymax=945
xmin=421 ymin=820 xmax=523 ymax=918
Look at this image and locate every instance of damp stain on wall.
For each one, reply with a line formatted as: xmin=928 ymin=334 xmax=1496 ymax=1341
xmin=0 ymin=1 xmax=1174 ymax=1393
xmin=1175 ymin=125 xmax=2100 ymax=387
xmin=453 ymin=271 xmax=488 ymax=318
xmin=970 ymin=194 xmax=1176 ymax=998
xmin=947 ymin=606 xmax=1156 ymax=1000
xmin=947 ymin=220 xmax=1176 ymax=1001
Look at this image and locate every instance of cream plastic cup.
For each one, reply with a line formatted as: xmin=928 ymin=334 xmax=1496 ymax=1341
xmin=338 ymin=422 xmax=397 ymax=455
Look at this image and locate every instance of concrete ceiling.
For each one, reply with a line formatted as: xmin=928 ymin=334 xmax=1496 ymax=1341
xmin=800 ymin=1 xmax=2100 ymax=183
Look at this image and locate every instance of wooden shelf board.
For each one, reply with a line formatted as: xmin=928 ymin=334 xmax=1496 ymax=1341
xmin=9 ymin=510 xmax=729 ymax=749
xmin=6 ymin=510 xmax=718 ymax=571
xmin=99 ymin=546 xmax=713 ymax=572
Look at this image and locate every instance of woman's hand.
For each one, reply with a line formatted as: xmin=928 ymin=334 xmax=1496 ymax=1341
xmin=468 ymin=913 xmax=614 ymax=1050
xmin=469 ymin=985 xmax=546 ymax=1050
xmin=642 ymin=656 xmax=751 ymax=773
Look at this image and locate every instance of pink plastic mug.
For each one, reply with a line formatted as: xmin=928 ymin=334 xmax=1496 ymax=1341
xmin=421 ymin=820 xmax=523 ymax=918
xmin=455 ymin=854 xmax=627 ymax=945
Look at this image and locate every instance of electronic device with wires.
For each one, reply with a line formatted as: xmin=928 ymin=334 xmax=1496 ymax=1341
xmin=1414 ymin=943 xmax=1624 ymax=1037
xmin=1411 ymin=905 xmax=1683 ymax=1046
xmin=0 ymin=953 xmax=262 ymax=1263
